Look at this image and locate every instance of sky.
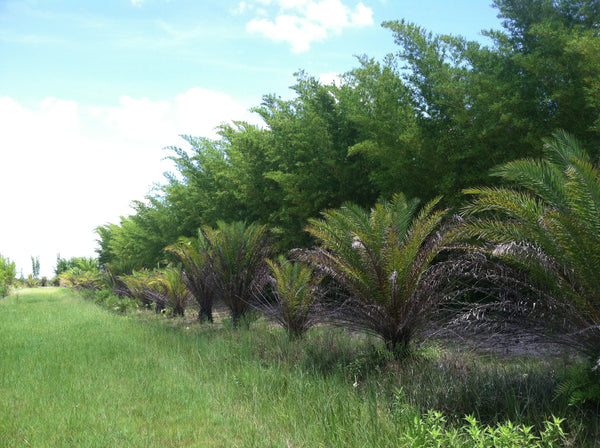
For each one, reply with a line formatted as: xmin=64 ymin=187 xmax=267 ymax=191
xmin=0 ymin=0 xmax=504 ymax=278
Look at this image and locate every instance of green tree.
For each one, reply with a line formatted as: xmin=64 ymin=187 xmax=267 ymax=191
xmin=375 ymin=0 xmax=600 ymax=204
xmin=303 ymin=193 xmax=452 ymax=355
xmin=340 ymin=55 xmax=422 ymax=201
xmin=252 ymin=73 xmax=376 ymax=247
xmin=166 ymin=232 xmax=216 ymax=322
xmin=201 ymin=221 xmax=272 ymax=326
xmin=0 ymin=253 xmax=16 ymax=297
xmin=462 ymin=130 xmax=600 ymax=357
xmin=31 ymin=256 xmax=40 ymax=279
xmin=254 ymin=256 xmax=325 ymax=339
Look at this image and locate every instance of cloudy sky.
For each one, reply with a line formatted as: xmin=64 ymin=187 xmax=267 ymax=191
xmin=0 ymin=0 xmax=502 ymax=278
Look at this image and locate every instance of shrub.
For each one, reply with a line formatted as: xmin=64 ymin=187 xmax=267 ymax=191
xmin=0 ymin=253 xmax=16 ymax=297
xmin=462 ymin=130 xmax=600 ymax=359
xmin=201 ymin=221 xmax=272 ymax=326
xmin=254 ymin=256 xmax=326 ymax=339
xmin=302 ymin=193 xmax=454 ymax=355
xmin=166 ymin=233 xmax=215 ymax=322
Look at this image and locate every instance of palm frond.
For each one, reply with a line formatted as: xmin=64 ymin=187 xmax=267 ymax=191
xmin=304 ymin=193 xmax=451 ymax=354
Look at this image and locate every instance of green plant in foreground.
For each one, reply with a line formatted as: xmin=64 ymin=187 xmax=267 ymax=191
xmin=304 ymin=193 xmax=454 ymax=355
xmin=462 ymin=130 xmax=600 ymax=358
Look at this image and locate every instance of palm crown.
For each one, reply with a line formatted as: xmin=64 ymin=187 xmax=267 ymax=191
xmin=304 ymin=193 xmax=451 ymax=354
xmin=463 ymin=130 xmax=600 ymax=355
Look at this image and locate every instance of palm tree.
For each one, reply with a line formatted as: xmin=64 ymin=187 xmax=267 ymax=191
xmin=303 ymin=193 xmax=452 ymax=355
xmin=462 ymin=130 xmax=600 ymax=356
xmin=254 ymin=256 xmax=326 ymax=339
xmin=120 ymin=268 xmax=191 ymax=316
xmin=202 ymin=221 xmax=272 ymax=326
xmin=147 ymin=267 xmax=192 ymax=317
xmin=166 ymin=233 xmax=215 ymax=322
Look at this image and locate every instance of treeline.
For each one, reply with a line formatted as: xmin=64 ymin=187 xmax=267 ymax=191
xmin=97 ymin=0 xmax=600 ymax=272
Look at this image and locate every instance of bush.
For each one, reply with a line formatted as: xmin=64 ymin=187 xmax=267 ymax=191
xmin=0 ymin=254 xmax=16 ymax=297
xmin=253 ymin=256 xmax=325 ymax=339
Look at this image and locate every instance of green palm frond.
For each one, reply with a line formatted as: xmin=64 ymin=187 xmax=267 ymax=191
xmin=255 ymin=256 xmax=325 ymax=339
xmin=304 ymin=193 xmax=451 ymax=354
xmin=202 ymin=221 xmax=272 ymax=326
xmin=543 ymin=129 xmax=590 ymax=168
xmin=462 ymin=130 xmax=600 ymax=356
xmin=491 ymin=159 xmax=570 ymax=214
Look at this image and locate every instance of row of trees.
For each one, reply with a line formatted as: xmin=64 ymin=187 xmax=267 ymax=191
xmin=96 ymin=0 xmax=600 ymax=272
xmin=72 ymin=131 xmax=598 ymax=362
xmin=73 ymin=1 xmax=600 ymax=361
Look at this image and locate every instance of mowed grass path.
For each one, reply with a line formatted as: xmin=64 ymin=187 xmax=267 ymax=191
xmin=0 ymin=288 xmax=396 ymax=447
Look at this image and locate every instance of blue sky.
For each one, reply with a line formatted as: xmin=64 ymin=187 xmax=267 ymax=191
xmin=0 ymin=0 xmax=503 ymax=277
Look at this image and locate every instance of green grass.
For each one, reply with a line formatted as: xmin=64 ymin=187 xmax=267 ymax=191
xmin=0 ymin=288 xmax=397 ymax=447
xmin=0 ymin=288 xmax=591 ymax=446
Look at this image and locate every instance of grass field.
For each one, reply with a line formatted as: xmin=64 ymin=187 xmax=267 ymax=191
xmin=0 ymin=288 xmax=593 ymax=446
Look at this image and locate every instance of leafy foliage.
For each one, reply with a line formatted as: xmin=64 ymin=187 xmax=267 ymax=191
xmin=303 ymin=193 xmax=453 ymax=354
xmin=120 ymin=267 xmax=191 ymax=316
xmin=200 ymin=221 xmax=272 ymax=326
xmin=166 ymin=232 xmax=215 ymax=322
xmin=57 ymin=257 xmax=101 ymax=290
xmin=462 ymin=130 xmax=600 ymax=356
xmin=254 ymin=256 xmax=326 ymax=339
xmin=0 ymin=253 xmax=16 ymax=297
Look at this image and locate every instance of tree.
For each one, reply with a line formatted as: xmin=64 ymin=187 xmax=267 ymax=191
xmin=462 ymin=130 xmax=600 ymax=357
xmin=252 ymin=73 xmax=377 ymax=248
xmin=376 ymin=0 xmax=600 ymax=204
xmin=254 ymin=256 xmax=326 ymax=339
xmin=303 ymin=193 xmax=453 ymax=355
xmin=166 ymin=232 xmax=216 ymax=322
xmin=340 ymin=55 xmax=423 ymax=201
xmin=0 ymin=253 xmax=16 ymax=297
xmin=201 ymin=221 xmax=272 ymax=326
xmin=31 ymin=256 xmax=40 ymax=279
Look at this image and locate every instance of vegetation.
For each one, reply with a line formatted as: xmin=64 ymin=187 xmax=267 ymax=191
xmin=200 ymin=221 xmax=272 ymax=326
xmin=166 ymin=231 xmax=216 ymax=322
xmin=0 ymin=253 xmax=16 ymax=297
xmin=4 ymin=0 xmax=600 ymax=445
xmin=303 ymin=193 xmax=453 ymax=355
xmin=1 ymin=288 xmax=589 ymax=447
xmin=56 ymin=256 xmax=101 ymax=290
xmin=462 ymin=130 xmax=600 ymax=358
xmin=142 ymin=267 xmax=192 ymax=317
xmin=254 ymin=256 xmax=326 ymax=339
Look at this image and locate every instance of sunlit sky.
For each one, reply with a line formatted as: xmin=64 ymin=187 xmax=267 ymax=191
xmin=0 ymin=0 xmax=503 ymax=278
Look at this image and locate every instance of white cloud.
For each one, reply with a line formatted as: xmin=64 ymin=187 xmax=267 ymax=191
xmin=318 ymin=72 xmax=344 ymax=87
xmin=244 ymin=0 xmax=374 ymax=52
xmin=131 ymin=0 xmax=144 ymax=7
xmin=247 ymin=15 xmax=327 ymax=53
xmin=351 ymin=2 xmax=373 ymax=26
xmin=0 ymin=88 xmax=261 ymax=278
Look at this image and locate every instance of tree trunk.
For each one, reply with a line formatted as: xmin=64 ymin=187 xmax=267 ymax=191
xmin=198 ymin=304 xmax=213 ymax=323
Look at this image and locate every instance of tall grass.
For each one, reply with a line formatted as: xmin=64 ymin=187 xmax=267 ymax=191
xmin=0 ymin=288 xmax=592 ymax=446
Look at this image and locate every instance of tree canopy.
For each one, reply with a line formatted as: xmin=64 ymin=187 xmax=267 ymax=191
xmin=97 ymin=0 xmax=600 ymax=273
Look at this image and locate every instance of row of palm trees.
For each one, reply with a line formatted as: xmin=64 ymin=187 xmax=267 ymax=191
xmin=111 ymin=131 xmax=600 ymax=360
